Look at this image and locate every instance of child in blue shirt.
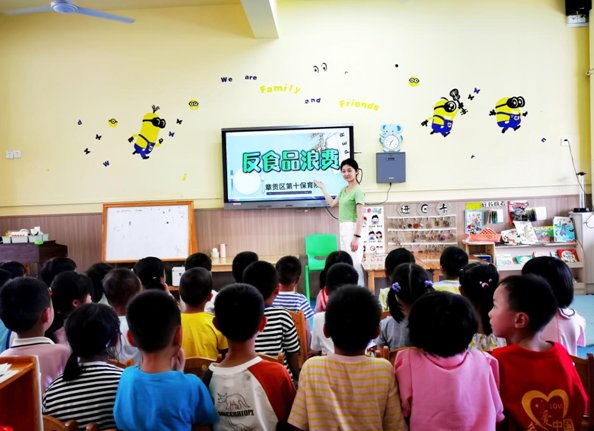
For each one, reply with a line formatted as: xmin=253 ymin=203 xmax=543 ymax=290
xmin=114 ymin=290 xmax=217 ymax=430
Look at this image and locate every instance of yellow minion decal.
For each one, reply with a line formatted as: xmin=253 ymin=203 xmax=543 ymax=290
xmin=421 ymin=89 xmax=466 ymax=138
xmin=129 ymin=105 xmax=166 ymax=160
xmin=489 ymin=96 xmax=527 ymax=133
xmin=108 ymin=118 xmax=118 ymax=127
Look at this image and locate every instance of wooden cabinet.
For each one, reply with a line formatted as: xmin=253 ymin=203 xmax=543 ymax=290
xmin=0 ymin=356 xmax=42 ymax=431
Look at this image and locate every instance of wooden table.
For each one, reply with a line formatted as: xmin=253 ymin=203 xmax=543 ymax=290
xmin=0 ymin=241 xmax=68 ymax=275
xmin=362 ymin=252 xmax=443 ymax=294
xmin=210 ymin=255 xmax=287 ymax=272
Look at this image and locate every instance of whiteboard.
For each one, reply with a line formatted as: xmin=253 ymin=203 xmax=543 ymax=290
xmin=102 ymin=201 xmax=196 ymax=262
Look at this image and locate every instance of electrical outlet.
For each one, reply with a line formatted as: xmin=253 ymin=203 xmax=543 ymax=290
xmin=561 ymin=138 xmax=570 ymax=147
xmin=12 ymin=150 xmax=21 ymax=159
xmin=5 ymin=151 xmax=13 ymax=159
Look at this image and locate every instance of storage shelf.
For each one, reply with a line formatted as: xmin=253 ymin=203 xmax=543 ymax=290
xmin=387 ymin=215 xmax=457 ymax=220
xmin=498 ymin=262 xmax=584 ymax=271
xmin=395 ymin=241 xmax=458 ymax=246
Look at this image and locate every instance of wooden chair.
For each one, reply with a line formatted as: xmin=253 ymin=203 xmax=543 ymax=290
xmin=184 ymin=356 xmax=218 ymax=379
xmin=570 ymin=353 xmax=594 ymax=431
xmin=258 ymin=352 xmax=284 ymax=364
xmin=288 ymin=310 xmax=308 ymax=367
xmin=43 ymin=415 xmax=78 ymax=431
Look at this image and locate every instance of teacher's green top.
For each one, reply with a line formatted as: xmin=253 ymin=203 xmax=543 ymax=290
xmin=337 ymin=186 xmax=365 ymax=222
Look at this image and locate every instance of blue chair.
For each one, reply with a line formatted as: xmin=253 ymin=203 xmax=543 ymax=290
xmin=304 ymin=234 xmax=338 ymax=301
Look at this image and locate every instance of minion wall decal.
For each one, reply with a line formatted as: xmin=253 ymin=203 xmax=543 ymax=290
xmin=421 ymin=89 xmax=467 ymax=137
xmin=489 ymin=96 xmax=527 ymax=133
xmin=129 ymin=105 xmax=166 ymax=160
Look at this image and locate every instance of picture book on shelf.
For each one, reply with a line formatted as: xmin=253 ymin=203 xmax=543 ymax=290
xmin=500 ymin=229 xmax=521 ymax=245
xmin=557 ymin=248 xmax=579 ymax=263
xmin=513 ymin=221 xmax=538 ymax=244
xmin=534 ymin=226 xmax=553 ymax=243
xmin=497 ymin=254 xmax=514 ymax=266
xmin=508 ymin=200 xmax=530 ymax=225
xmin=515 ymin=255 xmax=532 ymax=265
xmin=465 ymin=210 xmax=484 ymax=234
xmin=553 ymin=217 xmax=576 ymax=243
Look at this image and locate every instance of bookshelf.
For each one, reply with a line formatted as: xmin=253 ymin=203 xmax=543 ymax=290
xmin=0 ymin=356 xmax=42 ymax=431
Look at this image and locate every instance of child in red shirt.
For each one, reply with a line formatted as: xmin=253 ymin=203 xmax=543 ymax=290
xmin=490 ymin=274 xmax=587 ymax=430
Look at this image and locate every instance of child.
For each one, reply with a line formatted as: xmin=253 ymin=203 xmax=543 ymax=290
xmin=375 ymin=263 xmax=434 ymax=350
xmin=133 ymin=256 xmax=168 ymax=291
xmin=0 ymin=277 xmax=71 ymax=391
xmin=272 ymin=255 xmax=314 ymax=320
xmin=102 ymin=268 xmax=143 ymax=365
xmin=85 ymin=262 xmax=114 ymax=304
xmin=39 ymin=257 xmax=76 ymax=286
xmin=185 ymin=252 xmax=216 ymax=314
xmin=207 ymin=283 xmax=296 ymax=430
xmin=231 ymin=251 xmax=259 ymax=282
xmin=432 ymin=246 xmax=468 ymax=294
xmin=0 ymin=260 xmax=26 ymax=278
xmin=243 ymin=260 xmax=301 ymax=379
xmin=289 ymin=285 xmax=407 ymax=430
xmin=311 ymin=263 xmax=359 ymax=355
xmin=113 ymin=290 xmax=217 ymax=430
xmin=378 ymin=247 xmax=416 ymax=311
xmin=179 ymin=267 xmax=227 ymax=360
xmin=315 ymin=250 xmax=353 ymax=312
xmin=43 ymin=303 xmax=123 ymax=430
xmin=459 ymin=262 xmax=506 ymax=351
xmin=0 ymin=269 xmax=12 ymax=352
xmin=394 ymin=291 xmax=503 ymax=429
xmin=185 ymin=252 xmax=212 ymax=271
xmin=490 ymin=274 xmax=587 ymax=429
xmin=522 ymin=256 xmax=586 ymax=355
xmin=45 ymin=271 xmax=92 ymax=345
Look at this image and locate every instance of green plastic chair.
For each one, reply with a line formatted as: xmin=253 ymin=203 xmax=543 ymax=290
xmin=304 ymin=234 xmax=338 ymax=301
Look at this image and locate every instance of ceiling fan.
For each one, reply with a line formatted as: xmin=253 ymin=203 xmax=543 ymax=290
xmin=3 ymin=0 xmax=135 ymax=23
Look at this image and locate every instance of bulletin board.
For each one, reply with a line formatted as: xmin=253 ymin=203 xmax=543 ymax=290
xmin=102 ymin=201 xmax=197 ymax=263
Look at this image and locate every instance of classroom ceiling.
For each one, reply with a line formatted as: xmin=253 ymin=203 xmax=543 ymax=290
xmin=0 ymin=0 xmax=239 ymax=11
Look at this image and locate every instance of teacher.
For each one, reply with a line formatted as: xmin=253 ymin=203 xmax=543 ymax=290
xmin=315 ymin=158 xmax=365 ymax=285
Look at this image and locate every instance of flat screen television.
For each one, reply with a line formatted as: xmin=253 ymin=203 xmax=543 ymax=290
xmin=222 ymin=124 xmax=354 ymax=209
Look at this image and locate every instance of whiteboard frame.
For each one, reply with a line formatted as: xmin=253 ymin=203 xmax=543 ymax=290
xmin=101 ymin=200 xmax=197 ymax=263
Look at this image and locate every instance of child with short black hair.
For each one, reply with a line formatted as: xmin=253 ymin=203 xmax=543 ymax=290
xmin=289 ymin=285 xmax=406 ymax=430
xmin=206 ymin=283 xmax=296 ymax=430
xmin=231 ymin=251 xmax=259 ymax=282
xmin=133 ymin=256 xmax=167 ymax=291
xmin=315 ymin=250 xmax=353 ymax=312
xmin=490 ymin=274 xmax=587 ymax=429
xmin=378 ymin=248 xmax=416 ymax=311
xmin=179 ymin=267 xmax=227 ymax=360
xmin=46 ymin=271 xmax=92 ymax=345
xmin=85 ymin=262 xmax=114 ymax=304
xmin=433 ymin=246 xmax=468 ymax=294
xmin=311 ymin=263 xmax=358 ymax=355
xmin=243 ymin=260 xmax=301 ymax=379
xmin=114 ymin=290 xmax=217 ymax=430
xmin=43 ymin=303 xmax=123 ymax=429
xmin=0 ymin=277 xmax=71 ymax=390
xmin=395 ymin=291 xmax=503 ymax=429
xmin=459 ymin=262 xmax=506 ymax=351
xmin=185 ymin=252 xmax=213 ymax=271
xmin=103 ymin=268 xmax=142 ymax=365
xmin=0 ymin=260 xmax=26 ymax=278
xmin=0 ymin=269 xmax=10 ymax=353
xmin=39 ymin=257 xmax=77 ymax=286
xmin=522 ymin=256 xmax=586 ymax=355
xmin=272 ymin=255 xmax=314 ymax=319
xmin=376 ymin=262 xmax=434 ymax=350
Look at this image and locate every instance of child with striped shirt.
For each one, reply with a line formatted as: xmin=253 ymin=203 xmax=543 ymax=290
xmin=43 ymin=303 xmax=123 ymax=430
xmin=243 ymin=261 xmax=301 ymax=380
xmin=289 ymin=285 xmax=407 ymax=431
xmin=272 ymin=256 xmax=314 ymax=319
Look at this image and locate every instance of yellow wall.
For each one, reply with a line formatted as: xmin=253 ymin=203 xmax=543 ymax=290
xmin=0 ymin=0 xmax=589 ymax=215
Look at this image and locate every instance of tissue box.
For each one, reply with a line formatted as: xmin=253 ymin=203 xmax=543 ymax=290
xmin=28 ymin=235 xmax=43 ymax=243
xmin=11 ymin=236 xmax=28 ymax=243
xmin=171 ymin=267 xmax=185 ymax=287
xmin=1 ymin=236 xmax=11 ymax=244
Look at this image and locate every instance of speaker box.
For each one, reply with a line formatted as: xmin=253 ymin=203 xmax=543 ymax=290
xmin=376 ymin=152 xmax=406 ymax=184
xmin=566 ymin=0 xmax=591 ymax=15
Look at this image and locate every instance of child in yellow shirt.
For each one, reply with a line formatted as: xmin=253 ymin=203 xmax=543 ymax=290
xmin=180 ymin=267 xmax=227 ymax=359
